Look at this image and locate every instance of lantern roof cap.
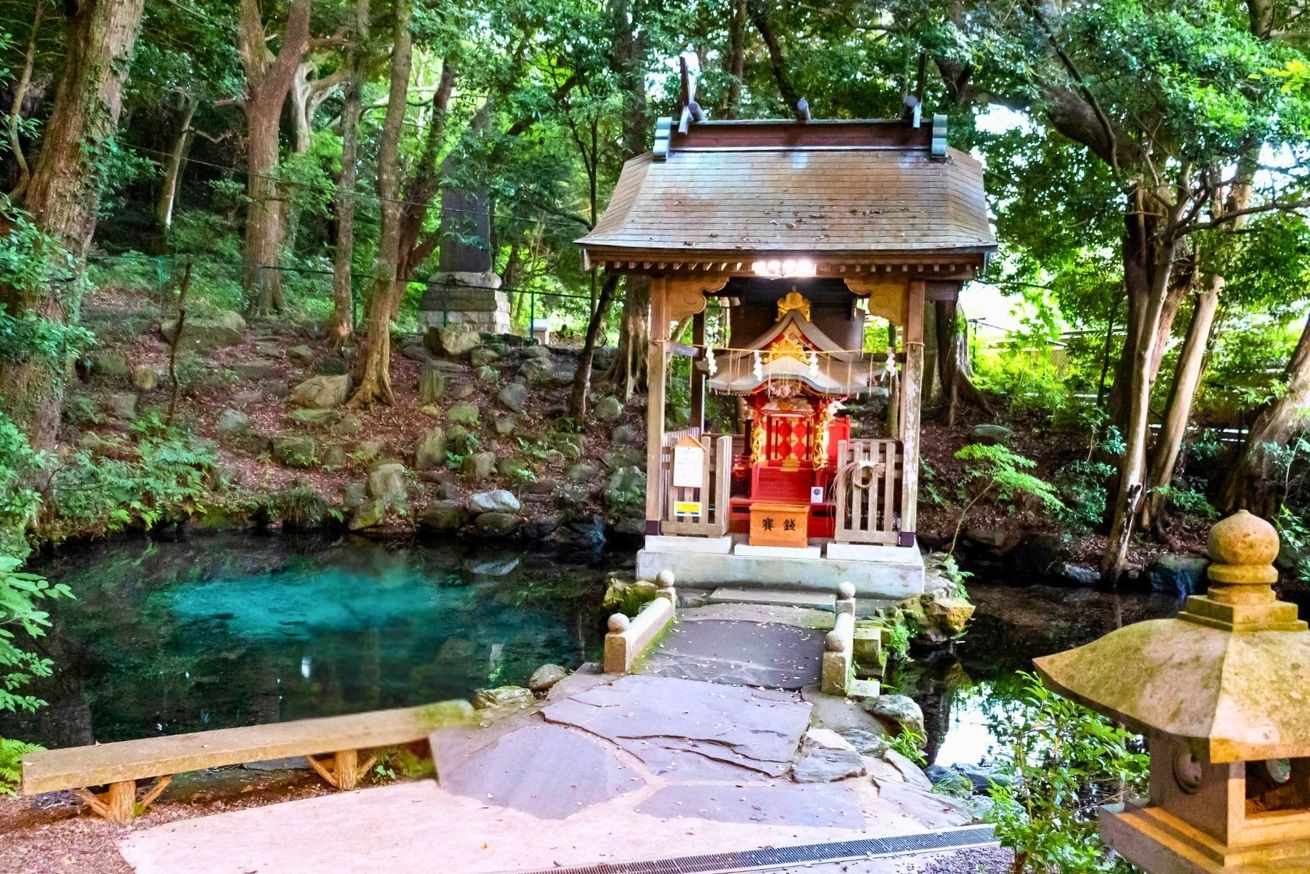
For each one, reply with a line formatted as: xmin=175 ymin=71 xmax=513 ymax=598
xmin=1035 ymin=511 xmax=1310 ymax=762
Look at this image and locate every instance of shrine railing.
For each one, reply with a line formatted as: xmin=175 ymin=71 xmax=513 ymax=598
xmin=659 ymin=433 xmax=733 ymax=537
xmin=833 ymin=439 xmax=901 ymax=545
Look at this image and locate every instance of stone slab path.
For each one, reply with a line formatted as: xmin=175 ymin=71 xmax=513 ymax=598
xmin=117 ymin=605 xmax=978 ymax=873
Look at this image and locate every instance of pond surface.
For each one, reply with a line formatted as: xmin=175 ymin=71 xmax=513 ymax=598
xmin=3 ymin=534 xmax=626 ymax=749
xmin=6 ymin=534 xmax=1186 ymax=768
xmin=896 ymin=582 xmax=1184 ymax=769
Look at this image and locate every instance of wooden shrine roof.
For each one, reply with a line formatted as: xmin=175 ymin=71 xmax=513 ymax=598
xmin=578 ymin=118 xmax=996 ymax=272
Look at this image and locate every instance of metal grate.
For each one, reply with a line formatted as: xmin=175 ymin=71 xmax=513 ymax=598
xmin=503 ymin=825 xmax=997 ymax=874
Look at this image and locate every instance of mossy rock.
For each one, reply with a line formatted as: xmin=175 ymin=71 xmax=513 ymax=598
xmin=448 ymin=401 xmax=479 ymax=426
xmin=272 ymin=436 xmax=317 ymax=468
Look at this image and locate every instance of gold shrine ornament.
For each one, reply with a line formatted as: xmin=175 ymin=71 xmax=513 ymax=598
xmin=776 ymin=289 xmax=811 ymax=322
xmin=764 ymin=324 xmax=808 ymax=363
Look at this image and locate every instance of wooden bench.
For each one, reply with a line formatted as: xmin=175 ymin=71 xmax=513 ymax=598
xmin=22 ymin=700 xmax=473 ymax=822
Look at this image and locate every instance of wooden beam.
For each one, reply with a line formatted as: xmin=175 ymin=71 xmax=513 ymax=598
xmin=899 ymin=280 xmax=925 ymax=543
xmin=691 ymin=311 xmax=706 ymax=431
xmin=645 ymin=277 xmax=671 ymax=532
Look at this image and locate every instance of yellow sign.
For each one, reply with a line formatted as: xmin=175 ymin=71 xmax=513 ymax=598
xmin=674 ymin=500 xmax=702 ymax=517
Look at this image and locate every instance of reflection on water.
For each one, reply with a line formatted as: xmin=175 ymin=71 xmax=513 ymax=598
xmin=3 ymin=533 xmax=629 ymax=749
xmin=895 ymin=582 xmax=1184 ymax=768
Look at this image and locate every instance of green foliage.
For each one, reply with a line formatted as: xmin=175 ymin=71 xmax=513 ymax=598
xmin=274 ymin=482 xmax=331 ymax=530
xmin=940 ymin=553 xmax=972 ymax=600
xmin=0 ymin=554 xmax=72 ymax=716
xmin=1055 ymin=459 xmax=1116 ymax=534
xmin=45 ymin=424 xmax=215 ymax=539
xmin=0 ymin=414 xmax=44 ymax=558
xmin=884 ymin=619 xmax=913 ymax=660
xmin=1276 ymin=504 xmax=1310 ymax=586
xmin=949 ymin=445 xmax=1063 ymax=554
xmin=888 ymin=726 xmax=927 ymax=766
xmin=986 ymin=673 xmax=1148 ymax=874
xmin=0 ymin=738 xmax=42 ymax=796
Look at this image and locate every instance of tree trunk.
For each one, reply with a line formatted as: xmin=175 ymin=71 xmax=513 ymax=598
xmin=236 ymin=0 xmax=311 ymax=315
xmin=6 ymin=2 xmax=44 ymax=201
xmin=396 ymin=59 xmax=457 ymax=288
xmin=725 ymin=0 xmax=746 ymax=118
xmin=1141 ymin=278 xmax=1220 ymax=532
xmin=1101 ymin=206 xmax=1178 ymax=585
xmin=1219 ymin=312 xmax=1310 ymax=515
xmin=934 ymin=299 xmax=989 ymax=425
xmin=328 ymin=0 xmax=369 ymax=348
xmin=348 ymin=0 xmax=411 ymax=407
xmin=283 ymin=63 xmax=347 ymax=261
xmin=156 ymin=93 xmax=197 ymax=244
xmin=0 ymin=0 xmax=145 ymax=449
xmin=748 ymin=0 xmax=799 ymax=109
xmin=607 ymin=276 xmax=650 ymax=400
xmin=568 ymin=274 xmax=620 ymax=418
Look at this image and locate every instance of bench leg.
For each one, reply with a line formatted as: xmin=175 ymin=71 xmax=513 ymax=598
xmin=306 ymin=749 xmax=376 ymax=791
xmin=76 ymin=780 xmax=136 ymax=823
xmin=75 ymin=775 xmax=172 ymax=822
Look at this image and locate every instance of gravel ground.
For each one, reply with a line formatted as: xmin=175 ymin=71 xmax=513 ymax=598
xmin=754 ymin=846 xmax=1013 ymax=874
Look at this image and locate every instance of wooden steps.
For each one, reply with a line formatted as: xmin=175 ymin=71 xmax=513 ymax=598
xmin=22 ymin=700 xmax=473 ymax=821
xmin=707 ymin=587 xmax=837 ymax=611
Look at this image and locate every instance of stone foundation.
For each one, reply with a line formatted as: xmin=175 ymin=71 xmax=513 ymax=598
xmin=419 ymin=271 xmax=510 ymax=334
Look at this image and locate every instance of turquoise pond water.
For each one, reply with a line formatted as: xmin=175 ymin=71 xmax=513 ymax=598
xmin=4 ymin=534 xmax=626 ymax=749
xmin=4 ymin=534 xmax=1183 ymax=770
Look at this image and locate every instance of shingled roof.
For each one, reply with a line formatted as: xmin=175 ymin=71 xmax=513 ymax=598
xmin=578 ymin=118 xmax=996 ymax=272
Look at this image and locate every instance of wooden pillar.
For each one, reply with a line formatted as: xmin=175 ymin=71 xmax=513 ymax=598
xmin=899 ymin=280 xmax=925 ymax=546
xmin=690 ymin=310 xmax=706 ymax=432
xmin=645 ymin=277 xmax=670 ymax=533
xmin=335 ymin=749 xmax=360 ymax=791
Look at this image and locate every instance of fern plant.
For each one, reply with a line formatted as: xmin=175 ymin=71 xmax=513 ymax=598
xmin=0 ymin=738 xmax=42 ymax=796
xmin=949 ymin=444 xmax=1063 ymax=554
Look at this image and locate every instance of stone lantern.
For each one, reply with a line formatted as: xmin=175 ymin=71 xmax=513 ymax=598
xmin=1035 ymin=510 xmax=1310 ymax=873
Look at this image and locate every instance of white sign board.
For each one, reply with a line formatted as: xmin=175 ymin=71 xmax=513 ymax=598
xmin=672 ymin=439 xmax=706 ymax=488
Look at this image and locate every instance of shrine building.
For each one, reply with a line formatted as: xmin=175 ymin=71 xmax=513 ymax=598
xmin=578 ymin=107 xmax=995 ymax=597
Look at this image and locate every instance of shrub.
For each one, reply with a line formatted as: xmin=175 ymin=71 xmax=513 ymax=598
xmin=986 ymin=673 xmax=1147 ymax=874
xmin=949 ymin=445 xmax=1063 ymax=553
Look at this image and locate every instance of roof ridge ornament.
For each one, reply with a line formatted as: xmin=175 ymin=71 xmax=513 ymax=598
xmin=776 ymin=289 xmax=811 ymax=322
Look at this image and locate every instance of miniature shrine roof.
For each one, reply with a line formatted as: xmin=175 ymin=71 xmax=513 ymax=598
xmin=578 ymin=117 xmax=996 ymax=273
xmin=705 ymin=301 xmax=877 ymax=396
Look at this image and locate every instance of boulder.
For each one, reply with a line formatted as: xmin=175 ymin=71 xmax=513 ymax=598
xmin=290 ymin=374 xmax=350 ymax=409
xmin=426 ymin=326 xmax=482 ymax=358
xmin=567 ymin=462 xmax=600 ymax=484
xmin=862 ymin=694 xmax=925 ymax=739
xmin=471 ymin=686 xmax=534 ymax=710
xmin=419 ymin=363 xmax=448 ymax=403
xmin=604 ymin=466 xmax=646 ymax=515
xmin=602 ymin=447 xmax=643 ymax=471
xmin=523 ymin=516 xmax=560 ymax=540
xmin=446 ymin=424 xmax=476 ymax=456
xmin=1051 ymin=562 xmax=1100 ymax=587
xmin=418 ymin=500 xmax=468 ymax=533
xmin=611 ymin=424 xmax=639 ymax=446
xmin=474 ymin=364 xmax=500 ymax=384
xmin=594 ymin=395 xmax=623 ymax=422
xmin=969 ymin=423 xmax=1014 ymax=446
xmin=452 ymin=382 xmax=475 ymax=399
xmin=321 ymin=444 xmax=346 ymax=468
xmin=447 ymin=401 xmax=479 ymax=427
xmin=216 ymin=409 xmax=250 ymax=435
xmin=520 ymin=356 xmax=556 ymax=385
xmin=107 ymin=392 xmax=137 ymax=420
xmin=497 ymin=457 xmax=532 ymax=481
xmin=528 ymin=664 xmax=568 ymax=693
xmin=343 ymin=481 xmax=368 ymax=510
xmin=882 ymin=748 xmax=933 ymax=791
xmin=161 ymin=309 xmax=246 ymax=350
xmin=919 ymin=594 xmax=975 ymax=643
xmin=331 ymin=414 xmax=363 ymax=436
xmin=289 ymin=408 xmax=333 ymax=426
xmin=272 ymin=436 xmax=317 ymax=468
xmin=401 ymin=343 xmax=433 ymax=363
xmin=497 ymin=381 xmax=529 ymax=413
xmin=367 ymin=463 xmax=408 ymax=507
xmin=415 ymin=427 xmax=447 ymax=471
xmin=230 ymin=359 xmax=281 ymax=381
xmin=349 ymin=499 xmax=386 ymax=531
xmin=312 ymin=357 xmax=349 ymax=376
xmin=462 ymin=451 xmax=496 ymax=483
xmin=470 ymin=346 xmax=501 ymax=368
xmin=288 ymin=344 xmax=315 ymax=366
xmin=556 ymin=514 xmax=606 ymax=548
xmin=493 ymin=415 xmax=518 ymax=437
xmin=130 ymin=364 xmax=159 ymax=392
xmin=792 ymin=729 xmax=866 ymax=784
xmin=354 ymin=440 xmax=384 ymax=464
xmin=88 ymin=351 xmax=129 ymax=377
xmin=466 ymin=489 xmax=521 ymax=514
xmin=473 ymin=512 xmax=521 ymax=538
xmin=1147 ymin=554 xmax=1210 ymax=597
